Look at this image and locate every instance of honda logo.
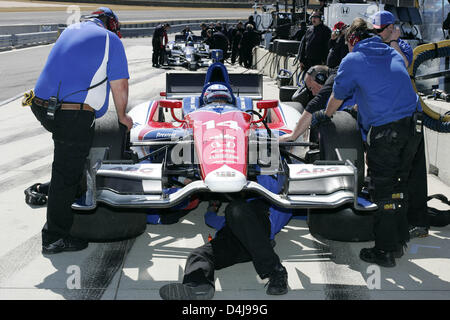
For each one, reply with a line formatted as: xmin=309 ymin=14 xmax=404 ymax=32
xmin=342 ymin=7 xmax=350 ymax=14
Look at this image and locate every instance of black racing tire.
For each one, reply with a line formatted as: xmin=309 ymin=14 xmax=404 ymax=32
xmin=318 ymin=110 xmax=365 ymax=191
xmin=279 ymin=86 xmax=298 ymax=102
xmin=70 ymin=110 xmax=147 ymax=243
xmin=91 ymin=109 xmax=125 ymax=159
xmin=307 ymin=205 xmax=374 ymax=242
xmin=307 ymin=111 xmax=373 ymax=242
xmin=71 ymin=206 xmax=147 ymax=243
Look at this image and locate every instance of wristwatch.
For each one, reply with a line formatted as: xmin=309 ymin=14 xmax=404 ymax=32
xmin=389 ymin=39 xmax=399 ymax=45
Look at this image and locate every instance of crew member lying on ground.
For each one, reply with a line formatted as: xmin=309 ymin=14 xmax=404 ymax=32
xmin=158 ymin=173 xmax=292 ymax=300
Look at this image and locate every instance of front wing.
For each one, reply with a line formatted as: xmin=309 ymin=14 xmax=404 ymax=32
xmin=72 ymin=147 xmax=376 ymax=212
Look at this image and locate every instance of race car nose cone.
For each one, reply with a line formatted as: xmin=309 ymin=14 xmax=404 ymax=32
xmin=204 ymin=165 xmax=247 ymax=192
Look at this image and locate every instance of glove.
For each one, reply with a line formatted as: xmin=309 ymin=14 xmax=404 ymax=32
xmin=311 ymin=110 xmax=332 ymax=128
xmin=22 ymin=90 xmax=35 ymax=107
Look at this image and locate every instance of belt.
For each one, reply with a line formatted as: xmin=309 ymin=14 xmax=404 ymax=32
xmin=33 ymin=97 xmax=95 ymax=112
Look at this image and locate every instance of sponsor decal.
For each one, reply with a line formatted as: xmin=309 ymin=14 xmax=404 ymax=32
xmin=156 ymin=132 xmax=177 ymax=138
xmin=214 ymin=171 xmax=236 ymax=178
xmin=296 ymin=167 xmax=340 ymax=175
xmin=106 ymin=166 xmax=154 ymax=174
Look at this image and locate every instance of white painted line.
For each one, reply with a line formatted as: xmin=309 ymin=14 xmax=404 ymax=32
xmin=0 ymin=43 xmax=53 ymax=55
xmin=0 ymin=90 xmax=29 ymax=107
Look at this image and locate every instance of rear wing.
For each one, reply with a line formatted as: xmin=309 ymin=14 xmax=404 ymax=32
xmin=165 ymin=72 xmax=263 ymax=100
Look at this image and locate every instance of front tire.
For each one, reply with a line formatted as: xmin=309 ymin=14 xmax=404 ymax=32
xmin=307 ymin=111 xmax=374 ymax=242
xmin=70 ymin=110 xmax=147 ymax=242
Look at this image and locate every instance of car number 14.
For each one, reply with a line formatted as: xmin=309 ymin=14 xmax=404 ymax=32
xmin=203 ymin=120 xmax=240 ymax=131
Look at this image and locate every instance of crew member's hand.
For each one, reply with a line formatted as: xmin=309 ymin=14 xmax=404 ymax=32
xmin=331 ymin=31 xmax=339 ymax=40
xmin=119 ymin=114 xmax=133 ymax=132
xmin=388 ymin=27 xmax=401 ymax=42
xmin=279 ymin=133 xmax=294 ymax=142
xmin=311 ymin=110 xmax=332 ymax=128
xmin=300 ymin=62 xmax=305 ymax=70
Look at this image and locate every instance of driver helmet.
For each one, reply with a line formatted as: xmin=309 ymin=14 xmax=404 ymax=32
xmin=89 ymin=7 xmax=122 ymax=38
xmin=187 ymin=41 xmax=194 ymax=47
xmin=203 ymin=84 xmax=233 ymax=104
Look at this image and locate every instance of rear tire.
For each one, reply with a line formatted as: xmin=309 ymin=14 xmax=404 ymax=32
xmin=70 ymin=110 xmax=147 ymax=243
xmin=307 ymin=111 xmax=374 ymax=242
xmin=279 ymin=86 xmax=298 ymax=102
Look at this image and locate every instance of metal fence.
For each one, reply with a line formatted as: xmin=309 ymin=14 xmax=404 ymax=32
xmin=0 ymin=31 xmax=59 ymax=50
xmin=0 ymin=18 xmax=243 ymax=50
xmin=14 ymin=31 xmax=59 ymax=47
xmin=0 ymin=35 xmax=13 ymax=49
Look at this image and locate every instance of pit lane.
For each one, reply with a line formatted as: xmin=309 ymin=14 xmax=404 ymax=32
xmin=0 ymin=24 xmax=450 ymax=301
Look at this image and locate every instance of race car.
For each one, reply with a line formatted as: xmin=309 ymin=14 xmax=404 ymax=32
xmin=74 ymin=53 xmax=374 ymax=219
xmin=166 ymin=33 xmax=211 ymax=71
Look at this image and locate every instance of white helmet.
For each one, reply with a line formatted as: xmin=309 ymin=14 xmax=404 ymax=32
xmin=203 ymin=84 xmax=233 ymax=104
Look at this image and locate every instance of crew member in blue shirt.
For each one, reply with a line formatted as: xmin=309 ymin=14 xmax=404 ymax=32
xmin=371 ymin=10 xmax=413 ymax=68
xmin=371 ymin=11 xmax=429 ymax=238
xmin=28 ymin=7 xmax=132 ymax=254
xmin=314 ymin=18 xmax=426 ymax=267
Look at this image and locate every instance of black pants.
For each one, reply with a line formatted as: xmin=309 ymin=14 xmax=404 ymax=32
xmin=241 ymin=47 xmax=254 ymax=68
xmin=231 ymin=45 xmax=239 ymax=64
xmin=31 ymin=102 xmax=95 ymax=244
xmin=182 ymin=199 xmax=282 ymax=287
xmin=367 ymin=116 xmax=425 ymax=251
xmin=406 ymin=135 xmax=429 ymax=228
xmin=152 ymin=41 xmax=164 ymax=65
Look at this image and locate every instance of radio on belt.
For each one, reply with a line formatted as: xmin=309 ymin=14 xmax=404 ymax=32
xmin=46 ymin=96 xmax=60 ymax=120
xmin=413 ymin=110 xmax=423 ymax=135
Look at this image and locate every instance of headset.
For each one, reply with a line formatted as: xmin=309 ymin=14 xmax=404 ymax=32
xmin=306 ymin=66 xmax=329 ymax=85
xmin=88 ymin=7 xmax=122 ymax=38
xmin=347 ymin=29 xmax=375 ymax=47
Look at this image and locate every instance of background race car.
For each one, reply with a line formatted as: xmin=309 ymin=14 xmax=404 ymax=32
xmin=166 ymin=33 xmax=212 ymax=71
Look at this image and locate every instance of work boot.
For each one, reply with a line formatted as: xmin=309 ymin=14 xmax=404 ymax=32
xmin=359 ymin=247 xmax=396 ymax=268
xmin=159 ymin=283 xmax=214 ymax=300
xmin=265 ymin=265 xmax=288 ymax=295
xmin=409 ymin=225 xmax=429 ymax=238
xmin=42 ymin=237 xmax=88 ymax=255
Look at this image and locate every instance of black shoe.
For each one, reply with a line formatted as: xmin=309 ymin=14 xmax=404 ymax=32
xmin=159 ymin=283 xmax=214 ymax=300
xmin=42 ymin=237 xmax=88 ymax=254
xmin=409 ymin=225 xmax=429 ymax=238
xmin=360 ymin=247 xmax=396 ymax=267
xmin=265 ymin=265 xmax=288 ymax=295
xmin=24 ymin=183 xmax=47 ymax=206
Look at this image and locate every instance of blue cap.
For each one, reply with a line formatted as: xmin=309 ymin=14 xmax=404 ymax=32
xmin=371 ymin=10 xmax=395 ymax=29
